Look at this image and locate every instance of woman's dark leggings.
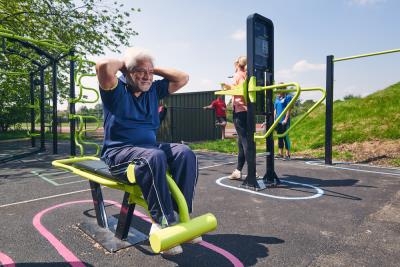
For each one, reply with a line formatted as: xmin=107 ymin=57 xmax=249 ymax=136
xmin=233 ymin=111 xmax=248 ymax=171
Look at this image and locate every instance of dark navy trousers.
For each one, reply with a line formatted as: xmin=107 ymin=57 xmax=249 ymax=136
xmin=103 ymin=143 xmax=198 ymax=226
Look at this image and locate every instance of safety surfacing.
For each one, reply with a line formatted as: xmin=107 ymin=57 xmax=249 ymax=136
xmin=0 ymin=149 xmax=399 ymax=267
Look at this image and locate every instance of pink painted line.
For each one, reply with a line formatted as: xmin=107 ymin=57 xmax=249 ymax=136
xmin=200 ymin=241 xmax=244 ymax=267
xmin=33 ymin=199 xmax=243 ymax=267
xmin=132 ymin=209 xmax=244 ymax=267
xmin=33 ymin=200 xmax=88 ymax=267
xmin=0 ymin=251 xmax=15 ymax=267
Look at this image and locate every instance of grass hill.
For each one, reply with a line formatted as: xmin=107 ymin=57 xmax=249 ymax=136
xmin=289 ymin=82 xmax=400 ymax=165
xmin=189 ymin=82 xmax=400 ymax=166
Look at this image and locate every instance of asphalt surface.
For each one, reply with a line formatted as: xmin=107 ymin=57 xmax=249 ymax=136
xmin=0 ymin=144 xmax=399 ymax=267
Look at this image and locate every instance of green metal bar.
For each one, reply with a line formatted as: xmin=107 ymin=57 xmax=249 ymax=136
xmin=166 ymin=172 xmax=190 ymax=223
xmin=52 ymin=157 xmax=143 ymax=197
xmin=70 ymin=114 xmax=100 ymax=156
xmin=247 ymin=77 xmax=301 ymax=140
xmin=214 ymin=82 xmax=246 ymax=96
xmin=333 ymin=48 xmax=400 ymax=62
xmin=276 ymin=87 xmax=326 ymax=137
xmin=0 ymin=30 xmax=70 ymax=52
xmin=69 ymin=59 xmax=99 ymax=104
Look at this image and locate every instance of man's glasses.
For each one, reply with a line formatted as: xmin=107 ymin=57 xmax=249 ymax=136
xmin=133 ymin=67 xmax=154 ymax=76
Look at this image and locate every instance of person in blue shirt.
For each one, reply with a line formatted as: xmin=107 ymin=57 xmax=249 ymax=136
xmin=274 ymin=88 xmax=292 ymax=159
xmin=96 ymin=47 xmax=198 ymax=255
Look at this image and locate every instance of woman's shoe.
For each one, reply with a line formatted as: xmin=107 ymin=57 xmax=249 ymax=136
xmin=229 ymin=169 xmax=242 ymax=180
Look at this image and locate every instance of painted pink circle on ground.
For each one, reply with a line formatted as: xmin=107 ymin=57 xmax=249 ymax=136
xmin=32 ymin=199 xmax=243 ymax=267
xmin=0 ymin=251 xmax=16 ymax=267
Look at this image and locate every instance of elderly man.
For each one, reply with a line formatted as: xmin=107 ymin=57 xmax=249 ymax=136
xmin=96 ymin=47 xmax=199 ymax=254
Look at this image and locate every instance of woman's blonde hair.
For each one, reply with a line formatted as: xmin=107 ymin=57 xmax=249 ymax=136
xmin=235 ymin=56 xmax=247 ymax=68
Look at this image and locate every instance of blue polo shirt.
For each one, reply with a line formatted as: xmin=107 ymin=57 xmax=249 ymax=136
xmin=100 ymin=77 xmax=169 ymax=157
xmin=274 ymin=94 xmax=292 ymax=123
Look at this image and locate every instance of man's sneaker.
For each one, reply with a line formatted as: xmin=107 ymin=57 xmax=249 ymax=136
xmin=229 ymin=169 xmax=242 ymax=180
xmin=161 ymin=245 xmax=183 ymax=255
xmin=186 ymin=236 xmax=203 ymax=244
xmin=149 ymin=223 xmax=183 ymax=255
xmin=149 ymin=223 xmax=162 ymax=235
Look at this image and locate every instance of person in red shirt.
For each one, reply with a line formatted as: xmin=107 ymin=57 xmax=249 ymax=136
xmin=203 ymin=96 xmax=227 ymax=139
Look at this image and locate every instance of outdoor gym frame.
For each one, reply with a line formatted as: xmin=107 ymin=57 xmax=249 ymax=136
xmin=325 ymin=48 xmax=400 ymax=164
xmin=0 ymin=29 xmax=92 ymax=157
xmin=0 ymin=31 xmax=75 ymax=155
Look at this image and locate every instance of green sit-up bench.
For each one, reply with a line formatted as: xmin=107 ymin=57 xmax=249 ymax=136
xmin=52 ymin=157 xmax=217 ymax=253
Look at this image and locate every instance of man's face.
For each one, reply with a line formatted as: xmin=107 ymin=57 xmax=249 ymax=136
xmin=127 ymin=59 xmax=154 ymax=92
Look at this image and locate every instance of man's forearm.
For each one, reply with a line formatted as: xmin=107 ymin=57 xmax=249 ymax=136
xmin=154 ymin=67 xmax=189 ymax=94
xmin=153 ymin=67 xmax=186 ymax=82
xmin=96 ymin=59 xmax=126 ymax=90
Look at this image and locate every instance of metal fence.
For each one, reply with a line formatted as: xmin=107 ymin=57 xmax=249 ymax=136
xmin=157 ymin=91 xmax=222 ymax=143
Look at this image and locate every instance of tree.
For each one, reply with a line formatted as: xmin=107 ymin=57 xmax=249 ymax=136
xmin=0 ymin=0 xmax=140 ymax=131
xmin=0 ymin=0 xmax=139 ymax=55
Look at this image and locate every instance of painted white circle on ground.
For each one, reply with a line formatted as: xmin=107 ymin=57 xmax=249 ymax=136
xmin=216 ymin=176 xmax=324 ymax=200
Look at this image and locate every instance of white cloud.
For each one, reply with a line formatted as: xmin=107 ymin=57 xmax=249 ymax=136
xmin=347 ymin=0 xmax=386 ymax=6
xmin=201 ymin=79 xmax=213 ymax=86
xmin=292 ymin=60 xmax=325 ymax=72
xmin=276 ymin=60 xmax=325 ymax=80
xmin=230 ymin=29 xmax=246 ymax=41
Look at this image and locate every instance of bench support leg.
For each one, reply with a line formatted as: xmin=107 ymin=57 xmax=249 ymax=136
xmin=115 ymin=192 xmax=135 ymax=240
xmin=80 ymin=182 xmax=148 ymax=252
xmin=89 ymin=181 xmax=108 ymax=228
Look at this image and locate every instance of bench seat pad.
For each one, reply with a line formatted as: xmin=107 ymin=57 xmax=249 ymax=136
xmin=72 ymin=160 xmax=122 ymax=182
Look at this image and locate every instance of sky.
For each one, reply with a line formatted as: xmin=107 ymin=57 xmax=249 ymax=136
xmin=79 ymin=0 xmax=400 ymax=109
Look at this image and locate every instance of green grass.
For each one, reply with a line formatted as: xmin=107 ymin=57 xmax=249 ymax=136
xmin=290 ymin=82 xmax=400 ymax=150
xmin=0 ymin=130 xmax=30 ymax=140
xmin=189 ymin=82 xmax=400 ymax=161
xmin=389 ymin=159 xmax=400 ymax=167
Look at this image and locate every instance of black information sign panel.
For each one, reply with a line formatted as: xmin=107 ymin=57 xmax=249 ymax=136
xmin=247 ymin=14 xmax=274 ymax=114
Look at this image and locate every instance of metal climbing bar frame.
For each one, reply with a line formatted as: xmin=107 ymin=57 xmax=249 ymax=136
xmin=325 ymin=48 xmax=400 ymax=165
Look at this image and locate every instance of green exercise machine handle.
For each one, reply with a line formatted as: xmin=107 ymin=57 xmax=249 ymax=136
xmin=275 ymin=87 xmax=326 ymax=138
xmin=247 ymin=76 xmax=301 ymax=139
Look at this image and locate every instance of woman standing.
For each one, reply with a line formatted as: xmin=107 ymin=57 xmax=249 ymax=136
xmin=223 ymin=56 xmax=248 ymax=180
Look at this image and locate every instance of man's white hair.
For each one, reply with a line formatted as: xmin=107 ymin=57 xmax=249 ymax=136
xmin=123 ymin=47 xmax=154 ymax=71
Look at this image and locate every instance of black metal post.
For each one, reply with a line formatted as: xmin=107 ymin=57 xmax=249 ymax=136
xmin=39 ymin=68 xmax=45 ymax=151
xmin=325 ymin=55 xmax=334 ymax=165
xmin=69 ymin=53 xmax=76 ymax=156
xmin=264 ymin=86 xmax=278 ymax=182
xmin=242 ymin=13 xmax=275 ymax=190
xmin=29 ymin=72 xmax=35 ymax=147
xmin=52 ymin=60 xmax=58 ymax=154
